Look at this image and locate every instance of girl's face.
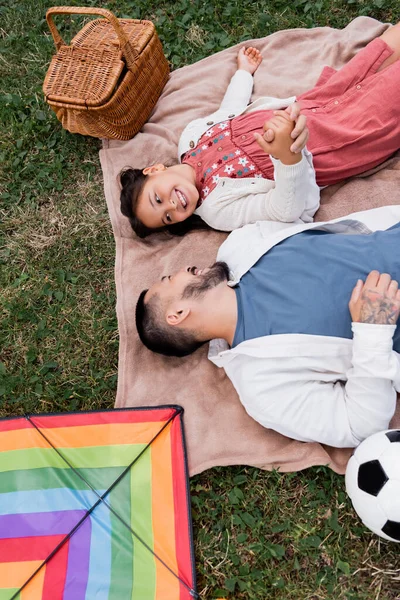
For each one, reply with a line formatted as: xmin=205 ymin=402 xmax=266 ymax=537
xmin=135 ymin=164 xmax=199 ymax=229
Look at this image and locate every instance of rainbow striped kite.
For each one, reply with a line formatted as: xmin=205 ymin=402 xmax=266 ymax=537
xmin=0 ymin=406 xmax=198 ymax=599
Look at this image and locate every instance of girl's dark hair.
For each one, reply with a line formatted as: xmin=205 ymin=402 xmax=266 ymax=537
xmin=119 ymin=167 xmax=209 ymax=238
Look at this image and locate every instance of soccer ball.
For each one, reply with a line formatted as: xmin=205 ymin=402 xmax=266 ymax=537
xmin=345 ymin=429 xmax=400 ymax=542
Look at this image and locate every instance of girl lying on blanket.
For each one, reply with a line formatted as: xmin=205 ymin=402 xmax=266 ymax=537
xmin=120 ymin=24 xmax=400 ymax=237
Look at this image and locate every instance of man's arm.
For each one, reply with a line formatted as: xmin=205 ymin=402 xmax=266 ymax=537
xmin=344 ymin=271 xmax=400 ymax=441
xmin=228 ymin=272 xmax=400 ymax=448
xmin=231 ymin=329 xmax=398 ymax=448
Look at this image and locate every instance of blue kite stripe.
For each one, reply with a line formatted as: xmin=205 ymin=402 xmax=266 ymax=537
xmin=84 ymin=502 xmax=113 ymax=599
xmin=0 ymin=488 xmax=101 ymax=515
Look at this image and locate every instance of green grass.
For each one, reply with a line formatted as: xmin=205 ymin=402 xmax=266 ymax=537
xmin=1 ymin=0 xmax=400 ymax=598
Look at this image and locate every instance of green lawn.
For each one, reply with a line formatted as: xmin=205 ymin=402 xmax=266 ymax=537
xmin=1 ymin=0 xmax=399 ymax=598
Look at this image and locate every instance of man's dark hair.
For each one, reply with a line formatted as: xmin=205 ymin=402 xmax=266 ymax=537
xmin=119 ymin=167 xmax=209 ymax=239
xmin=135 ymin=289 xmax=206 ymax=357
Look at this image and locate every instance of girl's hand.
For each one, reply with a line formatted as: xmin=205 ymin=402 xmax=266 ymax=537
xmin=349 ymin=271 xmax=400 ymax=324
xmin=255 ymin=111 xmax=302 ymax=165
xmin=263 ymin=102 xmax=309 ymax=153
xmin=237 ymin=46 xmax=262 ymax=75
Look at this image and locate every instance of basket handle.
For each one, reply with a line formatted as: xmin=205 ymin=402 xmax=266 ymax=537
xmin=46 ymin=6 xmax=138 ymax=67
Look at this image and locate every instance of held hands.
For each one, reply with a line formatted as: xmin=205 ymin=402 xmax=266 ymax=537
xmin=285 ymin=102 xmax=309 ymax=153
xmin=254 ymin=110 xmax=302 ymax=165
xmin=349 ymin=271 xmax=400 ymax=325
xmin=257 ymin=102 xmax=309 ymax=155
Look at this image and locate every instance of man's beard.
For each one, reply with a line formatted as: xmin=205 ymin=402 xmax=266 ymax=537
xmin=181 ymin=261 xmax=230 ymax=300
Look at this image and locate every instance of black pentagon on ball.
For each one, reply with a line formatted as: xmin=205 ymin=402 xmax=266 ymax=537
xmin=382 ymin=520 xmax=400 ymax=542
xmin=358 ymin=460 xmax=388 ymax=496
xmin=385 ymin=429 xmax=400 ymax=443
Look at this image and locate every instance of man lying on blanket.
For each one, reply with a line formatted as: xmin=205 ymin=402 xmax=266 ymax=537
xmin=136 ymin=205 xmax=400 ymax=448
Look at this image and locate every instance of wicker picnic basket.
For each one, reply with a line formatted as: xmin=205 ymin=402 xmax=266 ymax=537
xmin=43 ymin=7 xmax=169 ymax=140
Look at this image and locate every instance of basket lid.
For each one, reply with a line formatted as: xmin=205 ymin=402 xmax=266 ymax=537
xmin=71 ymin=18 xmax=155 ymax=56
xmin=43 ymin=45 xmax=125 ymax=108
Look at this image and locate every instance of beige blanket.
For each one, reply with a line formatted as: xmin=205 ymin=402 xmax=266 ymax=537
xmin=100 ymin=16 xmax=400 ymax=476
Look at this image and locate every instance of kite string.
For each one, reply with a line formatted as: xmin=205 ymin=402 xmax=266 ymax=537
xmin=22 ymin=412 xmax=200 ymax=600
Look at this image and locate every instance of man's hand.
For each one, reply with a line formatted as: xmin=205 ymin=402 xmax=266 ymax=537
xmin=255 ymin=110 xmax=302 ymax=165
xmin=262 ymin=102 xmax=309 ymax=153
xmin=349 ymin=271 xmax=400 ymax=325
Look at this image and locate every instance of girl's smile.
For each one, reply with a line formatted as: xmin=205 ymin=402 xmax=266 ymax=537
xmin=135 ymin=163 xmax=199 ymax=228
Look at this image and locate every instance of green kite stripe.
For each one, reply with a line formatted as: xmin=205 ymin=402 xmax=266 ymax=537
xmin=0 ymin=466 xmax=125 ymax=494
xmin=0 ymin=445 xmax=146 ymax=473
xmin=0 ymin=590 xmax=20 ymax=600
xmin=131 ymin=448 xmax=156 ymax=600
xmin=109 ymin=475 xmax=134 ymax=599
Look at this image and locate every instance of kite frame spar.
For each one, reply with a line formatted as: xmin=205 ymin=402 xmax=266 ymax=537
xmin=0 ymin=405 xmax=198 ymax=600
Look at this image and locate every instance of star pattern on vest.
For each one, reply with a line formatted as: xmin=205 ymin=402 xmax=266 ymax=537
xmin=182 ymin=120 xmax=263 ymax=205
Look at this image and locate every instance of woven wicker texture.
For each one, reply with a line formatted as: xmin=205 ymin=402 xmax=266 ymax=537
xmin=43 ymin=7 xmax=169 ymax=139
xmin=44 ymin=46 xmax=125 ymax=107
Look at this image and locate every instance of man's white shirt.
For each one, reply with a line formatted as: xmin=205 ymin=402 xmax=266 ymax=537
xmin=209 ymin=206 xmax=400 ymax=448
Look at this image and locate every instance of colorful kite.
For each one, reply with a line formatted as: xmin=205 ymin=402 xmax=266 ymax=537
xmin=0 ymin=406 xmax=198 ymax=599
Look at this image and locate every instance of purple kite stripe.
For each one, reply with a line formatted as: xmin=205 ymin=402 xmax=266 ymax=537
xmin=0 ymin=510 xmax=91 ymax=598
xmin=64 ymin=516 xmax=91 ymax=600
xmin=0 ymin=510 xmax=85 ymax=539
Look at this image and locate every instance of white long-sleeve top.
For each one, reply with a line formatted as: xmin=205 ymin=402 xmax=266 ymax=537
xmin=208 ymin=205 xmax=400 ymax=448
xmin=178 ymin=70 xmax=320 ymax=230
